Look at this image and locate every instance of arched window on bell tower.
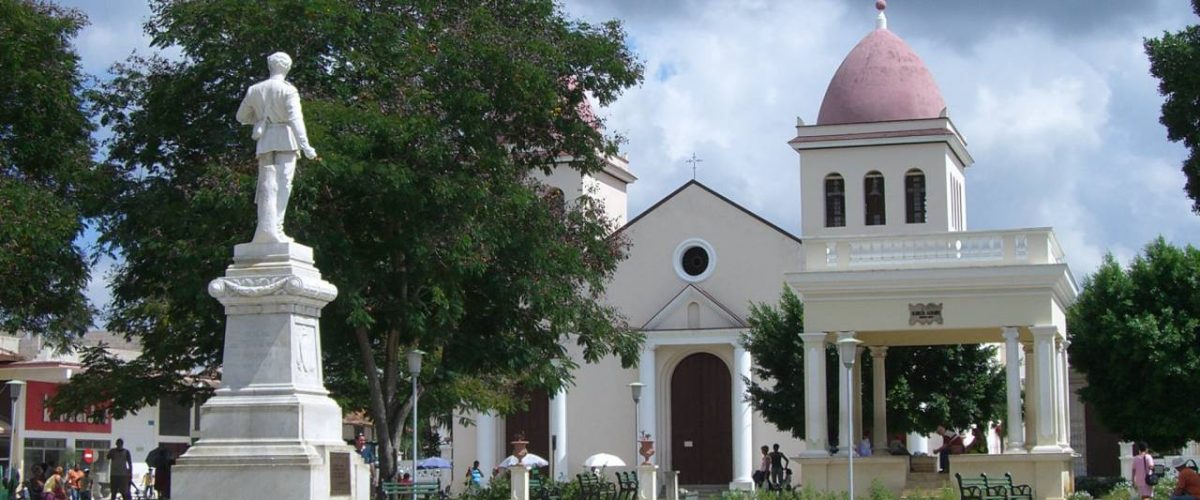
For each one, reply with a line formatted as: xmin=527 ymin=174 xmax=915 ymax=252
xmin=864 ymin=171 xmax=885 ymax=225
xmin=824 ymin=173 xmax=845 ymax=227
xmin=905 ymin=168 xmax=926 ymax=224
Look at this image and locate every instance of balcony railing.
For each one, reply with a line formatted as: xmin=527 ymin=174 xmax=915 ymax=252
xmin=804 ymin=228 xmax=1066 ymax=271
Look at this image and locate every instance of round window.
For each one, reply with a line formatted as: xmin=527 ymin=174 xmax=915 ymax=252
xmin=672 ymin=238 xmax=717 ymax=282
xmin=681 ymin=247 xmax=709 ymax=276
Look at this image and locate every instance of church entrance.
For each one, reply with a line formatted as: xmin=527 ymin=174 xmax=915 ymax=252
xmin=505 ymin=389 xmax=550 ymax=461
xmin=671 ymin=352 xmax=732 ymax=485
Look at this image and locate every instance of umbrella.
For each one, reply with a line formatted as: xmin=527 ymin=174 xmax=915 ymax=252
xmin=582 ymin=453 xmax=626 ymax=468
xmin=417 ymin=457 xmax=453 ymax=469
xmin=498 ymin=453 xmax=550 ymax=468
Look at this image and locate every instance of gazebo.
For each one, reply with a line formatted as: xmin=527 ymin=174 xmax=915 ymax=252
xmin=784 ymin=3 xmax=1079 ymax=498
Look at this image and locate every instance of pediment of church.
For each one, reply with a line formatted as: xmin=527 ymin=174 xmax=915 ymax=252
xmin=642 ymin=284 xmax=747 ymax=331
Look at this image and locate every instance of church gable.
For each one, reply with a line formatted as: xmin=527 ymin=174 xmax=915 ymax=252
xmin=642 ymin=284 xmax=747 ymax=331
xmin=604 ymin=181 xmax=803 ymax=328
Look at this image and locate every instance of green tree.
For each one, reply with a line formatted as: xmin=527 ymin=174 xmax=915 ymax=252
xmin=1068 ymin=238 xmax=1200 ymax=450
xmin=1146 ymin=0 xmax=1200 ymax=213
xmin=0 ymin=0 xmax=96 ymax=345
xmin=53 ymin=0 xmax=644 ymax=479
xmin=743 ymin=287 xmax=1004 ymax=443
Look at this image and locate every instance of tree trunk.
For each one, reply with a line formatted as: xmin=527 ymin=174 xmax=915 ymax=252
xmin=353 ymin=325 xmax=396 ymax=481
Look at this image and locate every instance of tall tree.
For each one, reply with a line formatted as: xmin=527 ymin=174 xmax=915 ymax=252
xmin=743 ymin=287 xmax=1005 ymax=443
xmin=0 ymin=0 xmax=96 ymax=345
xmin=53 ymin=0 xmax=644 ymax=479
xmin=1068 ymin=238 xmax=1200 ymax=450
xmin=1146 ymin=0 xmax=1200 ymax=213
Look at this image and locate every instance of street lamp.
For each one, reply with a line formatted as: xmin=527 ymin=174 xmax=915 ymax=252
xmin=836 ymin=337 xmax=862 ymax=499
xmin=628 ymin=382 xmax=643 ymax=461
xmin=407 ymin=350 xmax=424 ymax=500
xmin=6 ymin=381 xmax=23 ymax=484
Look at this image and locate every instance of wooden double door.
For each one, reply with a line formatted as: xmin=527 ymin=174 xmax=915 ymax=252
xmin=505 ymin=389 xmax=550 ymax=460
xmin=671 ymin=352 xmax=732 ymax=485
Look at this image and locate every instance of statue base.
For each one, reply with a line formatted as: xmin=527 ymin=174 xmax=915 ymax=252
xmin=173 ymin=242 xmax=369 ymax=499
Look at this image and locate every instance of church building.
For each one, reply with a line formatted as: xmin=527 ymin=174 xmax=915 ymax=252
xmin=452 ymin=3 xmax=1079 ymax=498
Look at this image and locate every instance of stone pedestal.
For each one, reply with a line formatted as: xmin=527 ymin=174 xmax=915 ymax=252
xmin=510 ymin=465 xmax=530 ymax=500
xmin=637 ymin=465 xmax=657 ymax=500
xmin=173 ymin=242 xmax=369 ymax=499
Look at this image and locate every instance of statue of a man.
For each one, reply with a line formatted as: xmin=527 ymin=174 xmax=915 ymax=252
xmin=236 ymin=52 xmax=318 ymax=243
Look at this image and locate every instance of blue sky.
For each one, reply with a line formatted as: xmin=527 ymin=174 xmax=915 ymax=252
xmin=58 ymin=0 xmax=1200 ymax=315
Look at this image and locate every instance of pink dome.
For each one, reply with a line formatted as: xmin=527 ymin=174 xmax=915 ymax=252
xmin=816 ymin=28 xmax=946 ymax=125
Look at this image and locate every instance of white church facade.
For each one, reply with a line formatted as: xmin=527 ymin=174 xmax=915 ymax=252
xmin=452 ymin=3 xmax=1080 ymax=498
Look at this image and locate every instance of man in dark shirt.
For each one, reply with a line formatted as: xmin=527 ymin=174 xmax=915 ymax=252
xmin=768 ymin=443 xmax=789 ymax=490
xmin=106 ymin=439 xmax=132 ymax=500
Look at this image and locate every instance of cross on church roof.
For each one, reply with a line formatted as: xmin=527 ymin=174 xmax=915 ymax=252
xmin=686 ymin=153 xmax=703 ymax=180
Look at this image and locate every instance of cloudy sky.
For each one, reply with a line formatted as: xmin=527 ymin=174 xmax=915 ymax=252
xmin=59 ymin=0 xmax=1200 ymax=312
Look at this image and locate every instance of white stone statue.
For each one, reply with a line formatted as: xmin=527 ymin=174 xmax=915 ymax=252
xmin=236 ymin=52 xmax=318 ymax=244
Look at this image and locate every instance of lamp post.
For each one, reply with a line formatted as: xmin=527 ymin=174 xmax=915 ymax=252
xmin=407 ymin=350 xmax=424 ymax=500
xmin=6 ymin=381 xmax=22 ymax=484
xmin=836 ymin=337 xmax=861 ymax=499
xmin=629 ymin=382 xmax=643 ymax=461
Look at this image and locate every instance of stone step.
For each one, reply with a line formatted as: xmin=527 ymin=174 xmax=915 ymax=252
xmin=905 ymin=471 xmax=951 ymax=490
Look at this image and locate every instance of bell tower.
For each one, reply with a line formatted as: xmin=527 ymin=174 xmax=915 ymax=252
xmin=791 ymin=0 xmax=973 ymax=239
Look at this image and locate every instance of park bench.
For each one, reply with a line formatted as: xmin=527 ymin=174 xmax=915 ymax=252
xmin=615 ymin=471 xmax=638 ymax=500
xmin=955 ymin=473 xmax=1032 ymax=500
xmin=382 ymin=481 xmax=441 ymax=500
xmin=576 ymin=472 xmax=616 ymax=500
xmin=529 ymin=470 xmax=561 ymax=500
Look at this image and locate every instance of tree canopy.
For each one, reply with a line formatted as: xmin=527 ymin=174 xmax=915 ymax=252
xmin=1146 ymin=0 xmax=1200 ymax=213
xmin=52 ymin=0 xmax=644 ymax=479
xmin=742 ymin=287 xmax=1004 ymax=443
xmin=0 ymin=0 xmax=96 ymax=345
xmin=1068 ymin=238 xmax=1200 ymax=450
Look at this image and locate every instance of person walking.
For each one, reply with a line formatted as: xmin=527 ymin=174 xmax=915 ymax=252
xmin=66 ymin=465 xmax=83 ymax=500
xmin=44 ymin=466 xmax=66 ymax=500
xmin=1132 ymin=442 xmax=1154 ymax=499
xmin=106 ymin=439 xmax=133 ymax=500
xmin=146 ymin=444 xmax=176 ymax=499
xmin=78 ymin=469 xmax=93 ymax=500
xmin=465 ymin=460 xmax=484 ymax=489
xmin=768 ymin=444 xmax=789 ymax=490
xmin=754 ymin=446 xmax=769 ymax=489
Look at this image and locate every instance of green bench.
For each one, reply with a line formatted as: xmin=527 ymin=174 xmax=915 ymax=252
xmin=529 ymin=471 xmax=561 ymax=500
xmin=576 ymin=473 xmax=617 ymax=500
xmin=614 ymin=471 xmax=638 ymax=500
xmin=955 ymin=473 xmax=1032 ymax=500
xmin=382 ymin=481 xmax=441 ymax=500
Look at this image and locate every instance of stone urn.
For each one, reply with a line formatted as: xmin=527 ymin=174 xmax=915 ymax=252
xmin=638 ymin=439 xmax=655 ymax=465
xmin=511 ymin=440 xmax=529 ymax=460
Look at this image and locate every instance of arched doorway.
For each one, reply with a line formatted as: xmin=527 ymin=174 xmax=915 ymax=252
xmin=671 ymin=352 xmax=732 ymax=485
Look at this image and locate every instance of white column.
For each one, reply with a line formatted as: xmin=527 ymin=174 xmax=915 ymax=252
xmin=1001 ymin=327 xmax=1025 ymax=453
xmin=638 ymin=343 xmax=657 ymax=464
xmin=1056 ymin=338 xmax=1071 ymax=449
xmin=550 ymin=390 xmax=568 ymax=480
xmin=800 ymin=332 xmax=829 ymax=456
xmin=1030 ymin=326 xmax=1059 ymax=453
xmin=1022 ymin=342 xmax=1036 ymax=451
xmin=837 ymin=331 xmax=856 ymax=456
xmin=869 ymin=346 xmax=888 ymax=453
xmin=731 ymin=345 xmax=753 ymax=489
xmin=11 ymin=383 xmax=24 ymax=480
xmin=477 ymin=411 xmax=497 ymax=485
xmin=852 ymin=346 xmax=863 ymax=449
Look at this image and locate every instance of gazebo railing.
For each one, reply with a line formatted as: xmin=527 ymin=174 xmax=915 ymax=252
xmin=806 ymin=228 xmax=1065 ymax=271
